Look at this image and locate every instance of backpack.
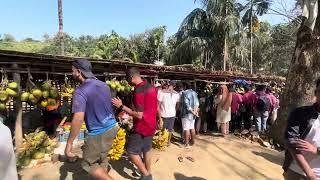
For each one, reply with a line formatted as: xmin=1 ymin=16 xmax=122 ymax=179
xmin=256 ymin=95 xmax=270 ymax=112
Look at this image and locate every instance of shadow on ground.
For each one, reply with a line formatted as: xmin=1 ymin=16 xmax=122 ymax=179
xmin=171 ymin=135 xmax=183 ymax=146
xmin=196 ymin=137 xmax=274 ymax=179
xmin=59 ymin=158 xmax=93 ymax=180
xmin=251 ymin=151 xmax=282 ymax=166
xmin=174 ymin=172 xmax=207 ymax=180
xmin=110 ymin=156 xmax=139 ymax=180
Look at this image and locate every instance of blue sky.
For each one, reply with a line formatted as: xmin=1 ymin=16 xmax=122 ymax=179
xmin=0 ymin=0 xmax=295 ymax=40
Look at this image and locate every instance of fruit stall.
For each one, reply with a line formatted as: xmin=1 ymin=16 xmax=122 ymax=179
xmin=0 ymin=50 xmax=285 ymax=168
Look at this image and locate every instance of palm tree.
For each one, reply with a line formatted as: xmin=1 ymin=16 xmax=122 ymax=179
xmin=58 ymin=0 xmax=64 ymax=55
xmin=173 ymin=0 xmax=241 ymax=71
xmin=153 ymin=26 xmax=166 ymax=62
xmin=238 ymin=0 xmax=272 ymax=74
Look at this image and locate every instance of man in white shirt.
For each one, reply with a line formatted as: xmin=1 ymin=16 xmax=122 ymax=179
xmin=284 ymin=79 xmax=320 ymax=180
xmin=158 ymin=81 xmax=180 ymax=146
xmin=0 ymin=122 xmax=18 ymax=180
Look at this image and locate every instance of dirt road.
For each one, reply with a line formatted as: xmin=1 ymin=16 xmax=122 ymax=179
xmin=19 ymin=134 xmax=284 ymax=180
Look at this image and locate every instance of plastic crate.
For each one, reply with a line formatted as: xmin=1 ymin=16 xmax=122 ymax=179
xmin=57 ymin=130 xmax=87 ymax=142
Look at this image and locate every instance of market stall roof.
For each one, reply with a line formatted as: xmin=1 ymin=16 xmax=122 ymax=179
xmin=0 ymin=50 xmax=285 ymax=82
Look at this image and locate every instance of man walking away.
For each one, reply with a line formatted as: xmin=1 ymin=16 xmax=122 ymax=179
xmin=158 ymin=81 xmax=180 ymax=146
xmin=230 ymin=86 xmax=243 ymax=132
xmin=65 ymin=59 xmax=118 ymax=180
xmin=251 ymin=85 xmax=271 ymax=133
xmin=180 ymin=82 xmax=199 ymax=148
xmin=112 ymin=68 xmax=157 ymax=180
xmin=283 ymin=79 xmax=320 ymax=180
xmin=242 ymin=85 xmax=254 ymax=130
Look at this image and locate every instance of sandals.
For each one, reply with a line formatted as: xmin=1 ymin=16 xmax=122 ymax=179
xmin=186 ymin=156 xmax=195 ymax=162
xmin=178 ymin=156 xmax=195 ymax=163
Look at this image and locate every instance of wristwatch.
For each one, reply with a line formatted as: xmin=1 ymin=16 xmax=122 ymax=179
xmin=119 ymin=105 xmax=124 ymax=111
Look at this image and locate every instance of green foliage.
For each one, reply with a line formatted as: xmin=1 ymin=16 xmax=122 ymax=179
xmin=0 ymin=41 xmax=48 ymax=53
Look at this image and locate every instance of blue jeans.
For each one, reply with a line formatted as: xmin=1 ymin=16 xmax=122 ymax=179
xmin=254 ymin=111 xmax=269 ymax=132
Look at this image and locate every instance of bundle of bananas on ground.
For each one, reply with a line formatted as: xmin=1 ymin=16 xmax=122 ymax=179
xmin=17 ymin=129 xmax=58 ymax=168
xmin=152 ymin=129 xmax=169 ymax=151
xmin=106 ymin=79 xmax=134 ymax=94
xmin=108 ymin=128 xmax=126 ymax=161
xmin=0 ymin=80 xmax=19 ymax=110
xmin=21 ymin=80 xmax=60 ymax=108
xmin=61 ymin=81 xmax=75 ymax=98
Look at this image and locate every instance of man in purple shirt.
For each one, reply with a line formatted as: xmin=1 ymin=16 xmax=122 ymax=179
xmin=65 ymin=59 xmax=118 ymax=180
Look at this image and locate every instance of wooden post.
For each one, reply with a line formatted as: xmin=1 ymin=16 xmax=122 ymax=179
xmin=12 ymin=63 xmax=23 ymax=153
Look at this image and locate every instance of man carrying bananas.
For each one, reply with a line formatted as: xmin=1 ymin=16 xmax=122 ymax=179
xmin=112 ymin=67 xmax=157 ymax=180
xmin=65 ymin=59 xmax=118 ymax=180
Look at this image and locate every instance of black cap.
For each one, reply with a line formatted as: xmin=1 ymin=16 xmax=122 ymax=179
xmin=72 ymin=59 xmax=95 ymax=78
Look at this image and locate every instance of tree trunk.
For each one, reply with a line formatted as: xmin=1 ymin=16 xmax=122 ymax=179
xmin=12 ymin=63 xmax=22 ymax=153
xmin=270 ymin=7 xmax=320 ymax=145
xmin=250 ymin=0 xmax=253 ymax=74
xmin=223 ymin=37 xmax=228 ymax=71
xmin=157 ymin=46 xmax=160 ymax=62
xmin=58 ymin=0 xmax=64 ymax=55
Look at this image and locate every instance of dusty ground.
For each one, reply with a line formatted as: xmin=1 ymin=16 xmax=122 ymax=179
xmin=19 ymin=133 xmax=284 ymax=180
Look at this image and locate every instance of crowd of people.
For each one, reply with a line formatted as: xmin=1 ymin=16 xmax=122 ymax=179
xmin=157 ymin=80 xmax=280 ymax=143
xmin=62 ymin=58 xmax=282 ymax=180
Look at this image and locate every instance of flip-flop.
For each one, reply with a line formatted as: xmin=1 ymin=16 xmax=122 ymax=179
xmin=178 ymin=156 xmax=183 ymax=162
xmin=186 ymin=156 xmax=195 ymax=162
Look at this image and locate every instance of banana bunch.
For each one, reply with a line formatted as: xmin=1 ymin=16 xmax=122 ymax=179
xmin=152 ymin=129 xmax=169 ymax=151
xmin=106 ymin=79 xmax=134 ymax=94
xmin=17 ymin=129 xmax=58 ymax=168
xmin=236 ymin=87 xmax=245 ymax=94
xmin=203 ymin=83 xmax=218 ymax=96
xmin=272 ymin=86 xmax=283 ymax=94
xmin=0 ymin=81 xmax=19 ymax=110
xmin=108 ymin=128 xmax=126 ymax=161
xmin=63 ymin=123 xmax=86 ymax=132
xmin=21 ymin=80 xmax=59 ymax=108
xmin=61 ymin=81 xmax=75 ymax=98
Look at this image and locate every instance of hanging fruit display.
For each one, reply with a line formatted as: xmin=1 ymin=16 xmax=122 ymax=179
xmin=106 ymin=79 xmax=134 ymax=94
xmin=20 ymin=80 xmax=64 ymax=108
xmin=0 ymin=74 xmax=20 ymax=110
xmin=16 ymin=129 xmax=58 ymax=168
xmin=61 ymin=81 xmax=75 ymax=98
xmin=152 ymin=129 xmax=169 ymax=151
xmin=108 ymin=128 xmax=127 ymax=161
xmin=236 ymin=87 xmax=245 ymax=94
xmin=203 ymin=83 xmax=219 ymax=96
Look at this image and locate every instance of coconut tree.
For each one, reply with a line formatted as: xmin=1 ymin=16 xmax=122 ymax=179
xmin=238 ymin=0 xmax=272 ymax=74
xmin=153 ymin=26 xmax=167 ymax=62
xmin=58 ymin=0 xmax=64 ymax=55
xmin=173 ymin=0 xmax=241 ymax=71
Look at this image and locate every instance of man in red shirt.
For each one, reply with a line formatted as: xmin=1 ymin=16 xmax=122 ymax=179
xmin=112 ymin=68 xmax=157 ymax=180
